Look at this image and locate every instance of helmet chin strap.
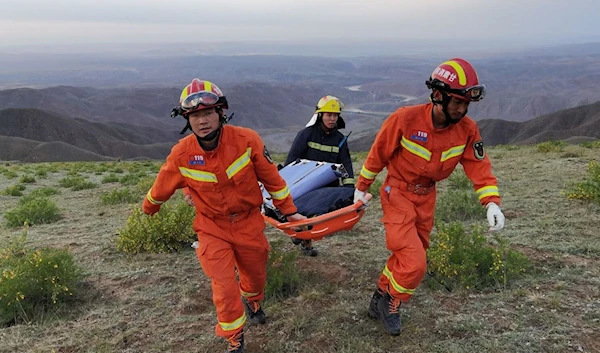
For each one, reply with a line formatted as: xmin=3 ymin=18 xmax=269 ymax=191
xmin=197 ymin=127 xmax=221 ymax=141
xmin=430 ymin=91 xmax=467 ymax=125
xmin=179 ymin=108 xmax=228 ymax=150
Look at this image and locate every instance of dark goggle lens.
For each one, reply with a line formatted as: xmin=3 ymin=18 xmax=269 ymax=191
xmin=463 ymin=85 xmax=485 ymax=101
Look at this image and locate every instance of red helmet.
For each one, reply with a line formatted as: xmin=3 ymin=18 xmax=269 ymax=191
xmin=426 ymin=58 xmax=485 ymax=102
xmin=173 ymin=79 xmax=228 ymax=117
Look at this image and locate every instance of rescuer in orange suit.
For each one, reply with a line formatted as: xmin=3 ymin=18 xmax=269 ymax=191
xmin=143 ymin=78 xmax=306 ymax=353
xmin=353 ymin=58 xmax=505 ymax=336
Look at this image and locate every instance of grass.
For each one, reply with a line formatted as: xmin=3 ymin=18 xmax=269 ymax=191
xmin=0 ymin=147 xmax=599 ymax=353
xmin=3 ymin=196 xmax=62 ymax=227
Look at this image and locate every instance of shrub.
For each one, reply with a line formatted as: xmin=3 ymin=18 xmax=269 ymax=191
xmin=564 ymin=161 xmax=600 ymax=204
xmin=58 ymin=176 xmax=85 ymax=188
xmin=18 ymin=176 xmax=36 ymax=184
xmin=265 ymin=240 xmax=300 ymax=300
xmin=495 ymin=144 xmax=520 ymax=151
xmin=580 ymin=140 xmax=600 ymax=149
xmin=19 ymin=188 xmax=60 ymax=205
xmin=3 ymin=170 xmax=17 ymax=179
xmin=2 ymin=184 xmax=26 ymax=197
xmin=435 ymin=189 xmax=485 ymax=222
xmin=100 ymin=188 xmax=139 ymax=205
xmin=427 ymin=221 xmax=530 ymax=291
xmin=71 ymin=181 xmax=97 ymax=191
xmin=26 ymin=187 xmax=59 ymax=199
xmin=351 ymin=151 xmax=369 ymax=162
xmin=46 ymin=165 xmax=60 ymax=173
xmin=116 ymin=198 xmax=196 ymax=254
xmin=4 ymin=197 xmax=62 ymax=227
xmin=447 ymin=169 xmax=471 ymax=190
xmin=101 ymin=173 xmax=119 ymax=183
xmin=58 ymin=176 xmax=96 ymax=191
xmin=141 ymin=162 xmax=159 ymax=173
xmin=0 ymin=230 xmax=85 ymax=326
xmin=34 ymin=170 xmax=47 ymax=178
xmin=146 ymin=163 xmax=161 ymax=174
xmin=119 ymin=174 xmax=141 ymax=186
xmin=136 ymin=176 xmax=155 ymax=195
xmin=561 ymin=150 xmax=584 ymax=158
xmin=536 ymin=140 xmax=567 ymax=153
xmin=95 ymin=165 xmax=109 ymax=173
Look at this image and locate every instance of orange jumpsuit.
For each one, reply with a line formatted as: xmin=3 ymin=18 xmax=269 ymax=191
xmin=143 ymin=125 xmax=297 ymax=338
xmin=356 ymin=103 xmax=500 ymax=302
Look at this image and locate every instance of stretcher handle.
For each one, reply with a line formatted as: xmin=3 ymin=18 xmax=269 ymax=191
xmin=268 ymin=200 xmax=367 ymax=229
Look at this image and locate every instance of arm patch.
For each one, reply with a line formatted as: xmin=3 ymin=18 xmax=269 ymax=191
xmin=473 ymin=140 xmax=485 ymax=160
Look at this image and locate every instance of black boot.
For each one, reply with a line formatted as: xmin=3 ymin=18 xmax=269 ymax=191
xmin=291 ymin=237 xmax=302 ymax=245
xmin=224 ymin=330 xmax=244 ymax=353
xmin=375 ymin=293 xmax=402 ymax=336
xmin=300 ymin=239 xmax=318 ymax=257
xmin=242 ymin=297 xmax=266 ymax=324
xmin=368 ymin=288 xmax=384 ymax=318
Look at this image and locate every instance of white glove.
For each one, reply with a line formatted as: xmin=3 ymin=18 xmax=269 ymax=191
xmin=486 ymin=202 xmax=505 ymax=231
xmin=353 ymin=189 xmax=369 ymax=205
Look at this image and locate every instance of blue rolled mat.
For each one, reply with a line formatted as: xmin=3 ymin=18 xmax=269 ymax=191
xmin=262 ymin=159 xmax=345 ymax=206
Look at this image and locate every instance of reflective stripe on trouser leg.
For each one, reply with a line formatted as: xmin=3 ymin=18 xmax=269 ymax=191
xmin=233 ymin=211 xmax=269 ymax=302
xmin=236 ymin=244 xmax=268 ymax=302
xmin=377 ymin=186 xmax=435 ymax=302
xmin=195 ymin=233 xmax=246 ymax=338
xmin=377 ymin=224 xmax=427 ymax=302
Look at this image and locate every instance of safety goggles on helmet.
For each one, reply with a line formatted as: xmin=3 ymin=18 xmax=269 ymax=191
xmin=447 ymin=85 xmax=486 ymax=102
xmin=180 ymin=91 xmax=220 ymax=111
xmin=427 ymin=78 xmax=486 ymax=102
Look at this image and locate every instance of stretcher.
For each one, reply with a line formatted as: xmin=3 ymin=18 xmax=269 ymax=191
xmin=261 ymin=159 xmax=372 ymax=241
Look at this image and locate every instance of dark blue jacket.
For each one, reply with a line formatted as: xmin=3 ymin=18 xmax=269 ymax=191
xmin=284 ymin=124 xmax=354 ymax=186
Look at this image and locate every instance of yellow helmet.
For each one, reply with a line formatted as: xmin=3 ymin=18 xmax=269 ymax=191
xmin=315 ymin=95 xmax=344 ymax=114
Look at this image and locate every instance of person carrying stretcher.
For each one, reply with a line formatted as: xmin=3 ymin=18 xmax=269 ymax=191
xmin=284 ymin=95 xmax=354 ymax=256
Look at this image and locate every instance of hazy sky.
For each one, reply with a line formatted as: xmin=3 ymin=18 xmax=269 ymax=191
xmin=1 ymin=0 xmax=599 ymax=48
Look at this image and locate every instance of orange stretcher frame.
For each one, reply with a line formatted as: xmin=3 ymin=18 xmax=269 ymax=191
xmin=263 ymin=200 xmax=368 ymax=241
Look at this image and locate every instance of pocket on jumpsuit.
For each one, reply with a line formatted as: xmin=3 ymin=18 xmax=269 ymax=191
xmin=249 ymin=212 xmax=270 ymax=252
xmin=381 ymin=185 xmax=412 ymax=251
xmin=196 ymin=241 xmax=214 ymax=278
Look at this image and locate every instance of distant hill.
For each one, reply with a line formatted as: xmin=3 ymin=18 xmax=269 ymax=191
xmin=2 ymin=100 xmax=599 ymax=161
xmin=0 ymin=108 xmax=173 ymax=161
xmin=0 ymin=135 xmax=41 ymax=161
xmin=24 ymin=141 xmax=113 ymax=162
xmin=350 ymin=47 xmax=600 ymax=122
xmin=0 ymin=135 xmax=113 ymax=162
xmin=0 ymin=86 xmax=182 ymax=132
xmin=478 ymin=100 xmax=600 ymax=145
xmin=0 ymin=83 xmax=332 ymax=132
xmin=350 ymin=101 xmax=600 ymax=151
xmin=3 ymin=46 xmax=600 ymax=124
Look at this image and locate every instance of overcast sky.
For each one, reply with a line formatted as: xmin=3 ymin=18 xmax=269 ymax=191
xmin=1 ymin=0 xmax=599 ymax=49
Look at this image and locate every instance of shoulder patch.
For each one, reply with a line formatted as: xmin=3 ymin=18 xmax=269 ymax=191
xmin=473 ymin=140 xmax=485 ymax=160
xmin=263 ymin=146 xmax=274 ymax=164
